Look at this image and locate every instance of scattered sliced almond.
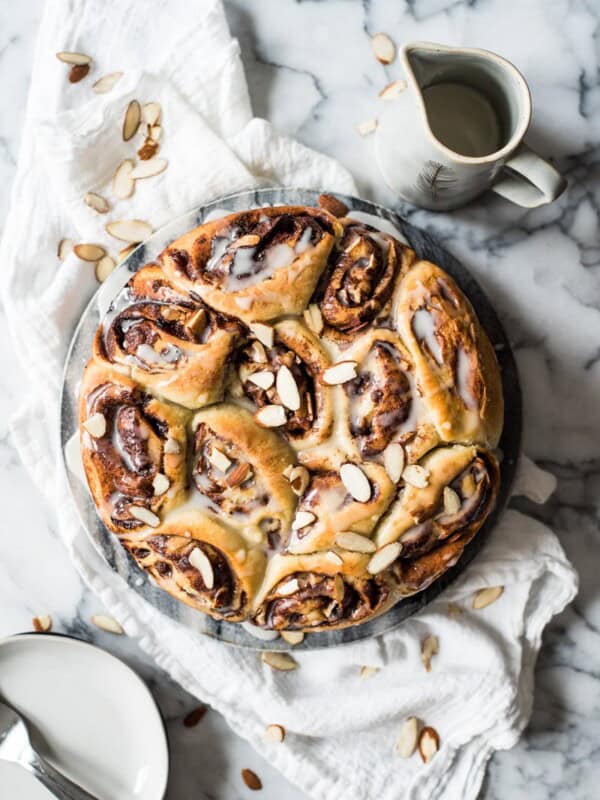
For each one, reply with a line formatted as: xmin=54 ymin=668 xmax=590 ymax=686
xmin=56 ymin=51 xmax=92 ymax=65
xmin=360 ymin=665 xmax=379 ymax=680
xmin=189 ymin=547 xmax=214 ymax=589
xmin=183 ymin=706 xmax=207 ymax=727
xmin=118 ymin=244 xmax=137 ymax=262
xmin=233 ymin=234 xmax=261 ymax=248
xmin=340 ymin=463 xmax=371 ymax=502
xmin=396 ymin=717 xmax=419 ymax=758
xmin=335 ymin=531 xmax=376 ymax=554
xmin=443 ymin=486 xmax=461 ymax=515
xmin=384 ymin=442 xmax=405 ymax=483
xmin=91 ymin=614 xmax=124 ymax=634
xmin=95 ymin=255 xmax=116 ymax=283
xmin=152 ymin=473 xmax=170 ymax=496
xmin=241 ymin=768 xmax=262 ymax=791
xmin=379 ymin=79 xmax=407 ymax=100
xmin=322 ymin=361 xmax=357 ymax=385
xmin=249 ymin=322 xmax=274 ymax=348
xmin=472 ymin=585 xmax=504 ymax=610
xmin=185 ymin=308 xmax=207 ymax=336
xmin=137 ymin=139 xmax=159 ymax=161
xmin=69 ymin=63 xmax=90 ymax=83
xmin=325 ymin=550 xmax=344 ymax=566
xmin=83 ymin=412 xmax=106 ymax=437
xmin=123 ymin=99 xmax=141 ymax=141
xmin=357 ymin=118 xmax=378 ymax=137
xmin=142 ymin=102 xmax=162 ymax=126
xmin=84 ymin=191 xmax=110 ymax=214
xmin=129 ymin=505 xmax=160 ymax=527
xmin=278 ymin=578 xmax=300 ymax=596
xmin=367 ymin=541 xmax=402 ymax=574
xmin=281 ymin=630 xmax=304 ymax=645
xmin=74 ymin=243 xmax=106 ymax=262
xmin=264 ymin=724 xmax=285 ymax=743
xmin=105 ymin=219 xmax=152 ymax=243
xmin=93 ymin=71 xmax=123 ymax=94
xmin=288 ymin=465 xmax=309 ymax=496
xmin=57 ymin=238 xmax=74 ymax=261
xmin=402 ymin=464 xmax=430 ymax=488
xmin=206 ymin=446 xmax=232 ymax=473
xmin=292 ymin=510 xmax=315 ymax=530
xmin=149 ymin=124 xmax=162 ymax=141
xmin=372 ymin=32 xmax=396 ymax=64
xmin=164 ymin=437 xmax=181 ymax=454
xmin=303 ymin=303 xmax=324 ymax=335
xmin=112 ymin=159 xmax=135 ymax=200
xmin=276 ymin=365 xmax=301 ymax=411
xmin=282 ymin=464 xmax=294 ymax=479
xmin=248 ymin=340 xmax=267 ymax=363
xmin=255 ymin=404 xmax=286 ymax=428
xmin=225 ymin=462 xmax=252 ymax=488
xmin=262 ymin=652 xmax=298 ymax=671
xmin=130 ymin=158 xmax=168 ymax=179
xmin=447 ymin=602 xmax=462 ymax=618
xmin=318 ymin=193 xmax=349 ymax=217
xmin=418 ymin=726 xmax=440 ymax=763
xmin=421 ymin=634 xmax=439 ymax=672
xmin=32 ymin=614 xmax=52 ymax=633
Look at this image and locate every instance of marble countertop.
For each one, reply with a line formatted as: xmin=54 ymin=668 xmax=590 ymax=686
xmin=1 ymin=1 xmax=598 ymax=798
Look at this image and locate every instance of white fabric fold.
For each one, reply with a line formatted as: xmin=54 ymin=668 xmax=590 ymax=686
xmin=0 ymin=1 xmax=577 ymax=799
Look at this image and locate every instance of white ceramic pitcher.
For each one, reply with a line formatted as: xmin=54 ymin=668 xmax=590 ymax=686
xmin=374 ymin=42 xmax=566 ymax=211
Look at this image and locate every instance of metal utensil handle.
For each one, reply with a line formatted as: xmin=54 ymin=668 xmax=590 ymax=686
xmin=27 ymin=748 xmax=99 ymax=800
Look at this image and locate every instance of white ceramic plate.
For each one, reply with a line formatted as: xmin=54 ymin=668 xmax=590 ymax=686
xmin=0 ymin=634 xmax=169 ymax=799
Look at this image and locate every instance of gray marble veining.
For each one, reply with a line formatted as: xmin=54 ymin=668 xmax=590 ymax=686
xmin=0 ymin=1 xmax=599 ymax=798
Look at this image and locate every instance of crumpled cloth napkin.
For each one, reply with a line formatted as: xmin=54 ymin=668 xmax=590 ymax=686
xmin=0 ymin=1 xmax=577 ymax=799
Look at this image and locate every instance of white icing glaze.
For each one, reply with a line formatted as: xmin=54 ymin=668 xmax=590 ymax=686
xmin=456 ymin=346 xmax=478 ymax=410
xmin=65 ymin=432 xmax=88 ymax=487
xmin=412 ymin=309 xmax=443 ymax=364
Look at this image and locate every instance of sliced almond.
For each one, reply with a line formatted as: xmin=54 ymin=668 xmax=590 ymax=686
xmin=56 ymin=51 xmax=92 ymax=65
xmin=225 ymin=462 xmax=252 ymax=488
xmin=57 ymin=238 xmax=74 ymax=261
xmin=142 ymin=102 xmax=162 ymax=126
xmin=360 ymin=665 xmax=379 ymax=680
xmin=164 ymin=437 xmax=181 ymax=454
xmin=233 ymin=233 xmax=261 ymax=248
xmin=74 ymin=243 xmax=106 ymax=262
xmin=95 ymin=255 xmax=116 ymax=283
xmin=129 ymin=505 xmax=160 ymax=527
xmin=149 ymin=124 xmax=162 ymax=141
xmin=248 ymin=370 xmax=274 ymax=390
xmin=340 ymin=463 xmax=371 ymax=502
xmin=402 ymin=464 xmax=430 ymax=489
xmin=472 ymin=585 xmax=504 ymax=610
xmin=418 ymin=726 xmax=440 ymax=763
xmin=384 ymin=442 xmax=405 ymax=484
xmin=276 ymin=365 xmax=301 ymax=411
xmin=333 ymin=574 xmax=345 ymax=603
xmin=292 ymin=510 xmax=315 ymax=530
xmin=183 ymin=706 xmax=207 ymax=727
xmin=241 ymin=768 xmax=262 ymax=791
xmin=112 ymin=159 xmax=135 ymax=200
xmin=123 ymin=99 xmax=141 ymax=141
xmin=303 ymin=303 xmax=324 ymax=335
xmin=325 ymin=550 xmax=344 ymax=566
xmin=69 ymin=63 xmax=90 ymax=83
xmin=281 ymin=630 xmax=304 ymax=645
xmin=367 ymin=541 xmax=402 ymax=574
xmin=282 ymin=464 xmax=294 ymax=479
xmin=32 ymin=614 xmax=52 ymax=633
xmin=105 ymin=219 xmax=152 ymax=243
xmin=264 ymin=724 xmax=285 ymax=743
xmin=443 ymin=486 xmax=461 ymax=515
xmin=248 ymin=340 xmax=267 ymax=363
xmin=206 ymin=446 xmax=232 ymax=473
xmin=185 ymin=308 xmax=207 ymax=336
xmin=379 ymin=79 xmax=407 ymax=100
xmin=334 ymin=531 xmax=376 ymax=554
xmin=83 ymin=412 xmax=106 ymax=437
xmin=318 ymin=193 xmax=349 ymax=218
xmin=396 ymin=717 xmax=419 ymax=758
xmin=130 ymin=158 xmax=168 ymax=179
xmin=372 ymin=32 xmax=396 ymax=64
xmin=278 ymin=578 xmax=300 ymax=596
xmin=118 ymin=244 xmax=137 ymax=262
xmin=91 ymin=614 xmax=124 ymax=634
xmin=138 ymin=139 xmax=159 ymax=161
xmin=322 ymin=361 xmax=357 ymax=385
xmin=262 ymin=652 xmax=298 ymax=671
xmin=249 ymin=322 xmax=274 ymax=348
xmin=189 ymin=547 xmax=214 ymax=589
xmin=93 ymin=71 xmax=123 ymax=94
xmin=255 ymin=404 xmax=286 ymax=428
xmin=357 ymin=118 xmax=378 ymax=137
xmin=288 ymin=465 xmax=309 ymax=496
xmin=152 ymin=473 xmax=170 ymax=496
xmin=421 ymin=634 xmax=439 ymax=672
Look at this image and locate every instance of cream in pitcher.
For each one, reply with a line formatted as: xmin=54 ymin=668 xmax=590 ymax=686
xmin=375 ymin=42 xmax=566 ymax=211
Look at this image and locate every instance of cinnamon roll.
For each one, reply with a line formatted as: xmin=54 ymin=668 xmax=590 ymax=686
xmin=161 ymin=206 xmax=342 ymax=322
xmin=95 ymin=265 xmax=241 ymax=409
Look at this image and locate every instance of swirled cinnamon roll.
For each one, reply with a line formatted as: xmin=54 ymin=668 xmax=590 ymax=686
xmin=190 ymin=404 xmax=296 ymax=546
xmin=316 ymin=220 xmax=415 ymax=343
xmin=79 ymin=361 xmax=189 ymax=533
xmin=252 ymin=551 xmax=392 ymax=631
xmin=161 ymin=206 xmax=342 ymax=322
xmin=121 ymin=510 xmax=266 ymax=621
xmin=394 ymin=261 xmax=503 ymax=447
xmin=95 ymin=265 xmax=241 ymax=409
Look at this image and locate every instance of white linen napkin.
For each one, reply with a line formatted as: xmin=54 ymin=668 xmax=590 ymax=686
xmin=0 ymin=1 xmax=577 ymax=799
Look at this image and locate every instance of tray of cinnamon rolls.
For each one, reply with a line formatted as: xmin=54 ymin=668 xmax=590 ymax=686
xmin=61 ymin=188 xmax=521 ymax=649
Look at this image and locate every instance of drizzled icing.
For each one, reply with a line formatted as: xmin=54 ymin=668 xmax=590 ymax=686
xmin=456 ymin=346 xmax=478 ymax=410
xmin=412 ymin=308 xmax=443 ymax=364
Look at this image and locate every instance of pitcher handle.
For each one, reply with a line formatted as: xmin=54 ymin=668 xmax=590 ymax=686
xmin=491 ymin=144 xmax=566 ymax=208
